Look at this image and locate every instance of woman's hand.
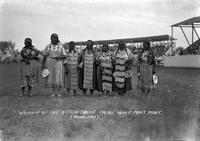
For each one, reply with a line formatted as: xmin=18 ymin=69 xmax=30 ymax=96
xmin=41 ymin=56 xmax=47 ymax=70
xmin=137 ymin=72 xmax=141 ymax=79
xmin=41 ymin=63 xmax=45 ymax=70
xmin=99 ymin=64 xmax=103 ymax=71
xmin=96 ymin=60 xmax=101 ymax=65
xmin=64 ymin=64 xmax=69 ymax=74
xmin=51 ymin=56 xmax=59 ymax=60
xmin=59 ymin=54 xmax=66 ymax=60
xmin=22 ymin=58 xmax=30 ymax=65
xmin=25 ymin=60 xmax=30 ymax=65
xmin=78 ymin=62 xmax=83 ymax=69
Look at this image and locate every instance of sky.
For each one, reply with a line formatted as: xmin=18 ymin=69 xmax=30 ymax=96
xmin=0 ymin=0 xmax=200 ymax=50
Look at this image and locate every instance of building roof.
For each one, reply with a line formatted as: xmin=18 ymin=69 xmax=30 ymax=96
xmin=74 ymin=35 xmax=175 ymax=45
xmin=171 ymin=16 xmax=200 ymax=27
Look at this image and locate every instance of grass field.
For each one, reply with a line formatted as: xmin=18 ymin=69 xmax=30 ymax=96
xmin=0 ymin=63 xmax=200 ymax=141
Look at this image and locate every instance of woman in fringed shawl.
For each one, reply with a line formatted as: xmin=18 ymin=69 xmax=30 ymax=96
xmin=64 ymin=41 xmax=79 ymax=95
xmin=42 ymin=33 xmax=66 ymax=97
xmin=113 ymin=41 xmax=133 ymax=95
xmin=19 ymin=38 xmax=40 ymax=96
xmin=78 ymin=40 xmax=97 ymax=95
xmin=137 ymin=41 xmax=156 ymax=97
xmin=96 ymin=44 xmax=113 ymax=95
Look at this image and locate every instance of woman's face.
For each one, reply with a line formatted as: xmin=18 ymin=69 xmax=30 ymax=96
xmin=51 ymin=36 xmax=58 ymax=45
xmin=102 ymin=45 xmax=108 ymax=52
xmin=86 ymin=41 xmax=93 ymax=50
xmin=119 ymin=43 xmax=125 ymax=50
xmin=143 ymin=42 xmax=150 ymax=50
xmin=69 ymin=43 xmax=75 ymax=51
xmin=24 ymin=40 xmax=31 ymax=47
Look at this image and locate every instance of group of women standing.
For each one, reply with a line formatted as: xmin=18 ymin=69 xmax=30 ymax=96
xmin=19 ymin=33 xmax=156 ymax=97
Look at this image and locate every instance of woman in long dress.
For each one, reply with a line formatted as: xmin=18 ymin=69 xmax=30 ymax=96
xmin=113 ymin=42 xmax=133 ymax=95
xmin=137 ymin=41 xmax=156 ymax=96
xmin=78 ymin=40 xmax=97 ymax=95
xmin=42 ymin=33 xmax=65 ymax=97
xmin=64 ymin=41 xmax=79 ymax=95
xmin=96 ymin=44 xmax=113 ymax=95
xmin=19 ymin=38 xmax=40 ymax=96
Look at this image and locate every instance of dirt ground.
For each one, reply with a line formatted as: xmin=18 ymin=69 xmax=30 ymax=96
xmin=0 ymin=63 xmax=200 ymax=141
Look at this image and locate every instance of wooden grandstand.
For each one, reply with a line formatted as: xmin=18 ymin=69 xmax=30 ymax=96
xmin=171 ymin=16 xmax=200 ymax=55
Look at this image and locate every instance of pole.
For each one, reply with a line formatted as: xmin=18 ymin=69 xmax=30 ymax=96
xmin=193 ymin=27 xmax=200 ymax=39
xmin=180 ymin=26 xmax=190 ymax=46
xmin=171 ymin=26 xmax=174 ymax=48
xmin=192 ymin=24 xmax=194 ymax=44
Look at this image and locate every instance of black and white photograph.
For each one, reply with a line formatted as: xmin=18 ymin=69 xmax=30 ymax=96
xmin=0 ymin=0 xmax=200 ymax=141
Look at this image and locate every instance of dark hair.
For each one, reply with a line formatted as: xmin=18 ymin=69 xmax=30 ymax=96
xmin=142 ymin=41 xmax=150 ymax=51
xmin=115 ymin=41 xmax=129 ymax=55
xmin=24 ymin=38 xmax=33 ymax=48
xmin=143 ymin=41 xmax=150 ymax=47
xmin=24 ymin=38 xmax=32 ymax=44
xmin=84 ymin=40 xmax=94 ymax=53
xmin=102 ymin=44 xmax=109 ymax=52
xmin=102 ymin=43 xmax=108 ymax=47
xmin=69 ymin=41 xmax=76 ymax=53
xmin=50 ymin=33 xmax=60 ymax=42
xmin=87 ymin=40 xmax=93 ymax=46
xmin=69 ymin=41 xmax=75 ymax=46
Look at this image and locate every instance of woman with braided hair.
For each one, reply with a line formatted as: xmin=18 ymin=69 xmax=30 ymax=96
xmin=64 ymin=41 xmax=79 ymax=95
xmin=42 ymin=33 xmax=66 ymax=97
xmin=113 ymin=41 xmax=133 ymax=95
xmin=96 ymin=44 xmax=113 ymax=95
xmin=137 ymin=41 xmax=156 ymax=97
xmin=78 ymin=40 xmax=98 ymax=95
xmin=19 ymin=38 xmax=40 ymax=96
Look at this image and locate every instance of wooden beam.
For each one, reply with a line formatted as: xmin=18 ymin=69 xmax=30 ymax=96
xmin=193 ymin=27 xmax=200 ymax=39
xmin=192 ymin=24 xmax=194 ymax=44
xmin=180 ymin=26 xmax=190 ymax=46
xmin=73 ymin=35 xmax=175 ymax=46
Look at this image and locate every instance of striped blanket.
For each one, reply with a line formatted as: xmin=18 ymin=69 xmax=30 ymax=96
xmin=83 ymin=52 xmax=94 ymax=89
xmin=99 ymin=52 xmax=113 ymax=91
xmin=114 ymin=50 xmax=128 ymax=89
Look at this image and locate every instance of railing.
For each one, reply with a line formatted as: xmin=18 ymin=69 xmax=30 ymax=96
xmin=184 ymin=38 xmax=200 ymax=55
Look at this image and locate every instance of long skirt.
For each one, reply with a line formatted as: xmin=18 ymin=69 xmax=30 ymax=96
xmin=64 ymin=64 xmax=78 ymax=89
xmin=131 ymin=65 xmax=138 ymax=90
xmin=45 ymin=58 xmax=64 ymax=88
xmin=19 ymin=60 xmax=39 ymax=87
xmin=97 ymin=67 xmax=113 ymax=92
xmin=83 ymin=64 xmax=93 ymax=89
xmin=137 ymin=63 xmax=153 ymax=92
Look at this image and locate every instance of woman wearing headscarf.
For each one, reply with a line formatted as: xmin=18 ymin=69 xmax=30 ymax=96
xmin=137 ymin=41 xmax=156 ymax=96
xmin=113 ymin=41 xmax=133 ymax=95
xmin=96 ymin=44 xmax=113 ymax=95
xmin=42 ymin=33 xmax=66 ymax=97
xmin=78 ymin=40 xmax=97 ymax=95
xmin=19 ymin=38 xmax=40 ymax=96
xmin=64 ymin=41 xmax=79 ymax=95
